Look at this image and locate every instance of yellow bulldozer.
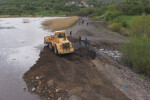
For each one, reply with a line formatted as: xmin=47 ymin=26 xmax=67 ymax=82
xmin=44 ymin=30 xmax=74 ymax=54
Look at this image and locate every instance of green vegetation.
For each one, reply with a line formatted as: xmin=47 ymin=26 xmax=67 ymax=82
xmin=130 ymin=15 xmax=150 ymax=36
xmin=117 ymin=15 xmax=135 ymax=25
xmin=104 ymin=10 xmax=122 ymax=21
xmin=81 ymin=0 xmax=150 ymax=77
xmin=1 ymin=0 xmax=149 ymax=18
xmin=0 ymin=0 xmax=150 ymax=76
xmin=121 ymin=15 xmax=150 ymax=76
xmin=108 ymin=23 xmax=126 ymax=34
xmin=0 ymin=0 xmax=79 ymax=16
xmin=121 ymin=35 xmax=150 ymax=76
xmin=70 ymin=0 xmax=150 ymax=35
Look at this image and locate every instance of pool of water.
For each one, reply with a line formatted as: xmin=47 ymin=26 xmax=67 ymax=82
xmin=0 ymin=17 xmax=57 ymax=100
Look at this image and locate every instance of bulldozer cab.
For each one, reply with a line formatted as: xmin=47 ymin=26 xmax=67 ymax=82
xmin=55 ymin=30 xmax=67 ymax=39
xmin=58 ymin=33 xmax=65 ymax=38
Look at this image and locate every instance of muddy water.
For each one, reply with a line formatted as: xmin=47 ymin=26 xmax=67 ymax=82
xmin=0 ymin=17 xmax=56 ymax=100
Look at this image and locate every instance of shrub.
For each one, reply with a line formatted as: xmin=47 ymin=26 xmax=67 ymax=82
xmin=121 ymin=35 xmax=150 ymax=76
xmin=129 ymin=6 xmax=143 ymax=15
xmin=108 ymin=22 xmax=129 ymax=35
xmin=130 ymin=14 xmax=150 ymax=36
xmin=72 ymin=8 xmax=95 ymax=16
xmin=104 ymin=10 xmax=122 ymax=21
xmin=108 ymin=23 xmax=122 ymax=32
xmin=114 ymin=17 xmax=128 ymax=28
xmin=144 ymin=6 xmax=150 ymax=14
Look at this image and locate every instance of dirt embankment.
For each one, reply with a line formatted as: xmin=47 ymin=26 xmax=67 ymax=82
xmin=66 ymin=17 xmax=128 ymax=44
xmin=23 ymin=17 xmax=129 ymax=100
xmin=23 ymin=17 xmax=150 ymax=100
xmin=23 ymin=45 xmax=130 ymax=100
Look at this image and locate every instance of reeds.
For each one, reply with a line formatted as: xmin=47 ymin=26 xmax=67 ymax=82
xmin=42 ymin=16 xmax=79 ymax=31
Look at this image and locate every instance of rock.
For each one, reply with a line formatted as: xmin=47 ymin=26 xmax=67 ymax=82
xmin=36 ymin=76 xmax=43 ymax=80
xmin=37 ymin=86 xmax=43 ymax=94
xmin=31 ymin=87 xmax=36 ymax=92
xmin=100 ymin=49 xmax=104 ymax=51
xmin=38 ymin=81 xmax=42 ymax=85
xmin=56 ymin=88 xmax=61 ymax=92
xmin=69 ymin=95 xmax=80 ymax=100
xmin=47 ymin=98 xmax=51 ymax=100
xmin=31 ymin=80 xmax=35 ymax=83
xmin=36 ymin=76 xmax=40 ymax=80
xmin=58 ymin=97 xmax=61 ymax=100
xmin=47 ymin=80 xmax=54 ymax=87
xmin=24 ymin=88 xmax=26 ymax=91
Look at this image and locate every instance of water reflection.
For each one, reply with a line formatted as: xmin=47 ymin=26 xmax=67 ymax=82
xmin=0 ymin=17 xmax=57 ymax=100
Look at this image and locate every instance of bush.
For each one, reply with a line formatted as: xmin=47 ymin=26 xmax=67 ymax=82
xmin=108 ymin=22 xmax=129 ymax=35
xmin=72 ymin=8 xmax=95 ymax=16
xmin=129 ymin=6 xmax=143 ymax=15
xmin=121 ymin=35 xmax=150 ymax=76
xmin=104 ymin=10 xmax=122 ymax=21
xmin=144 ymin=6 xmax=150 ymax=14
xmin=130 ymin=14 xmax=150 ymax=36
xmin=108 ymin=23 xmax=122 ymax=32
xmin=114 ymin=17 xmax=128 ymax=28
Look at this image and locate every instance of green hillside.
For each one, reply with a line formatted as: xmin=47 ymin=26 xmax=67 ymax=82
xmin=0 ymin=0 xmax=77 ymax=16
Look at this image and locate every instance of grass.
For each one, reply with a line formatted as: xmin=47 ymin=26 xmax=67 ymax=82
xmin=121 ymin=35 xmax=150 ymax=76
xmin=0 ymin=10 xmax=66 ymax=18
xmin=42 ymin=16 xmax=79 ymax=31
xmin=35 ymin=10 xmax=66 ymax=17
xmin=118 ymin=15 xmax=136 ymax=25
xmin=129 ymin=14 xmax=150 ymax=36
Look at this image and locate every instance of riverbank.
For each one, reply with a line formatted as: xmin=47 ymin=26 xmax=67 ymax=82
xmin=0 ymin=17 xmax=57 ymax=100
xmin=23 ymin=44 xmax=130 ymax=100
xmin=23 ymin=17 xmax=150 ymax=100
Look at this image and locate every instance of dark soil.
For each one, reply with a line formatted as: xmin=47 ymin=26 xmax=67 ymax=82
xmin=23 ymin=46 xmax=130 ymax=100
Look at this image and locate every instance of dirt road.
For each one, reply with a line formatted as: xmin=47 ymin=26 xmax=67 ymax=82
xmin=66 ymin=17 xmax=127 ymax=43
xmin=24 ymin=46 xmax=130 ymax=100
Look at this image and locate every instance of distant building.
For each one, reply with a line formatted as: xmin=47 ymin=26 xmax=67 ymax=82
xmin=81 ymin=0 xmax=89 ymax=7
xmin=65 ymin=2 xmax=73 ymax=6
xmin=91 ymin=5 xmax=94 ymax=8
xmin=66 ymin=1 xmax=89 ymax=7
xmin=65 ymin=1 xmax=77 ymax=6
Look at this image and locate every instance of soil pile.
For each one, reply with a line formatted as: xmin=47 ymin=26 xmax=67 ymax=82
xmin=23 ymin=46 xmax=130 ymax=100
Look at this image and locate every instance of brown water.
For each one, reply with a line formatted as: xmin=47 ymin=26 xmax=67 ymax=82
xmin=0 ymin=17 xmax=57 ymax=100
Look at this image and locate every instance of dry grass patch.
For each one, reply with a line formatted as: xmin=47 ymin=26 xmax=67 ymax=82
xmin=42 ymin=16 xmax=79 ymax=31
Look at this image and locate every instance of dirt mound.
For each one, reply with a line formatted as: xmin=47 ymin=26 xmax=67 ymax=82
xmin=23 ymin=46 xmax=130 ymax=100
xmin=75 ymin=46 xmax=96 ymax=59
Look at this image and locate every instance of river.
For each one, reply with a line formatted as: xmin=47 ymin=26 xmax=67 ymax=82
xmin=0 ymin=17 xmax=56 ymax=100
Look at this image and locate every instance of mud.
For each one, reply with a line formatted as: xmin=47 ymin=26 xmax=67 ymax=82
xmin=23 ymin=46 xmax=130 ymax=100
